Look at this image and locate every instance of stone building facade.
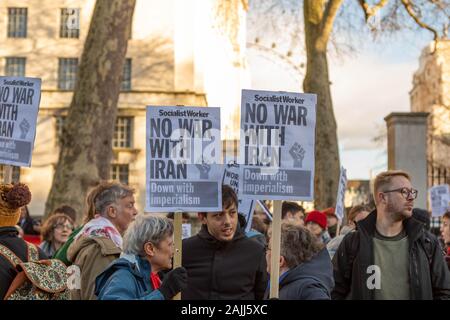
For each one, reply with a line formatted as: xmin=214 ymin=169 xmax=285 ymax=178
xmin=0 ymin=0 xmax=248 ymax=217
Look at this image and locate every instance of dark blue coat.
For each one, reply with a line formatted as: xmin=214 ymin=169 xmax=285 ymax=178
xmin=95 ymin=254 xmax=164 ymax=300
xmin=278 ymin=248 xmax=334 ymax=300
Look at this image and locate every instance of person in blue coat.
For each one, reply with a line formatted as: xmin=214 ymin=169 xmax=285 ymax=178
xmin=265 ymin=222 xmax=334 ymax=300
xmin=95 ymin=214 xmax=187 ymax=300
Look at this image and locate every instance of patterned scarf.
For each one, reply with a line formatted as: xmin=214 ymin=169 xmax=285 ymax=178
xmin=75 ymin=216 xmax=123 ymax=249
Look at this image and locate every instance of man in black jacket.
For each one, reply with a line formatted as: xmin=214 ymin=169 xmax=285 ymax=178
xmin=182 ymin=185 xmax=268 ymax=299
xmin=332 ymin=170 xmax=450 ymax=300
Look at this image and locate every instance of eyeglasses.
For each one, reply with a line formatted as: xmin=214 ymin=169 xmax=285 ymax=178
xmin=264 ymin=244 xmax=271 ymax=252
xmin=54 ymin=223 xmax=74 ymax=231
xmin=382 ymin=187 xmax=418 ymax=200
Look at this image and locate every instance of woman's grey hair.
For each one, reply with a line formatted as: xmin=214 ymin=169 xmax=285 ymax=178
xmin=123 ymin=214 xmax=174 ymax=256
xmin=94 ymin=182 xmax=134 ymax=216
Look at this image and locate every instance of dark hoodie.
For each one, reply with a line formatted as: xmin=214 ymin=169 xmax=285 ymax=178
xmin=182 ymin=224 xmax=268 ymax=300
xmin=267 ymin=248 xmax=334 ymax=300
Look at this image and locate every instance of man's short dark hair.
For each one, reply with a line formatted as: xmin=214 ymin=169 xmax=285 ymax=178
xmin=199 ymin=185 xmax=238 ymax=217
xmin=282 ymin=201 xmax=304 ymax=219
xmin=222 ymin=185 xmax=238 ymax=210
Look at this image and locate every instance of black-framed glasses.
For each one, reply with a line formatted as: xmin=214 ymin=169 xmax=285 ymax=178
xmin=382 ymin=187 xmax=418 ymax=200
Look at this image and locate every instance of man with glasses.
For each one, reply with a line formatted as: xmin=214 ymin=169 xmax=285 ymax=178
xmin=332 ymin=170 xmax=450 ymax=300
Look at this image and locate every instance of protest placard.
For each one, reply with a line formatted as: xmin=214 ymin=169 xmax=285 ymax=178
xmin=222 ymin=162 xmax=256 ymax=232
xmin=146 ymin=106 xmax=222 ymax=212
xmin=0 ymin=77 xmax=41 ymax=167
xmin=239 ymin=89 xmax=316 ymax=201
xmin=335 ymin=167 xmax=347 ymax=222
xmin=429 ymin=184 xmax=450 ymax=217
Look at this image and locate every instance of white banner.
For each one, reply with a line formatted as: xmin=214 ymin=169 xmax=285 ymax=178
xmin=239 ymin=89 xmax=317 ymax=200
xmin=429 ymin=184 xmax=450 ymax=217
xmin=222 ymin=162 xmax=256 ymax=232
xmin=146 ymin=106 xmax=222 ymax=212
xmin=0 ymin=77 xmax=41 ymax=167
xmin=335 ymin=166 xmax=347 ymax=222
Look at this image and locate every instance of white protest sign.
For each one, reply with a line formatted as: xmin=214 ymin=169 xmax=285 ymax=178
xmin=239 ymin=89 xmax=317 ymax=200
xmin=146 ymin=106 xmax=222 ymax=212
xmin=0 ymin=77 xmax=41 ymax=167
xmin=182 ymin=223 xmax=192 ymax=239
xmin=429 ymin=184 xmax=450 ymax=217
xmin=222 ymin=162 xmax=256 ymax=232
xmin=335 ymin=166 xmax=347 ymax=222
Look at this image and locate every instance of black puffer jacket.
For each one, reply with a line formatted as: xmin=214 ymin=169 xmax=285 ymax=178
xmin=0 ymin=227 xmax=47 ymax=299
xmin=182 ymin=224 xmax=268 ymax=300
xmin=332 ymin=211 xmax=450 ymax=300
xmin=275 ymin=248 xmax=334 ymax=300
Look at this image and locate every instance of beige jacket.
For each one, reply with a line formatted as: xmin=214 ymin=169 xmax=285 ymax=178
xmin=67 ymin=236 xmax=121 ymax=300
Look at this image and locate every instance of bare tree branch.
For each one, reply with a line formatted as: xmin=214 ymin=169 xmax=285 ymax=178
xmin=400 ymin=0 xmax=439 ymax=40
xmin=316 ymin=0 xmax=344 ymax=51
xmin=357 ymin=0 xmax=389 ymax=21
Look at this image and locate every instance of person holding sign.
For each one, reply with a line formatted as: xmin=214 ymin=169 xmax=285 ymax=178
xmin=95 ymin=215 xmax=187 ymax=300
xmin=332 ymin=170 xmax=450 ymax=300
xmin=265 ymin=222 xmax=334 ymax=300
xmin=182 ymin=185 xmax=268 ymax=300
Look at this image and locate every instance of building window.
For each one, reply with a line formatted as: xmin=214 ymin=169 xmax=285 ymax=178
xmin=121 ymin=59 xmax=132 ymax=91
xmin=55 ymin=116 xmax=66 ymax=146
xmin=111 ymin=164 xmax=129 ymax=185
xmin=0 ymin=165 xmax=21 ymax=183
xmin=5 ymin=57 xmax=26 ymax=77
xmin=113 ymin=117 xmax=133 ymax=148
xmin=60 ymin=8 xmax=80 ymax=38
xmin=58 ymin=58 xmax=78 ymax=90
xmin=7 ymin=8 xmax=27 ymax=38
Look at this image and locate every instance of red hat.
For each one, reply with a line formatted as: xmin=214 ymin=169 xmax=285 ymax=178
xmin=305 ymin=210 xmax=327 ymax=230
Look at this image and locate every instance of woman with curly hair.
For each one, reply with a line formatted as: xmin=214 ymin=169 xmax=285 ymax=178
xmin=39 ymin=213 xmax=74 ymax=258
xmin=265 ymin=222 xmax=334 ymax=300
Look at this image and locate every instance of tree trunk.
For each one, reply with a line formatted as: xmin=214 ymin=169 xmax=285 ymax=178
xmin=303 ymin=0 xmax=341 ymax=209
xmin=45 ymin=0 xmax=136 ymax=221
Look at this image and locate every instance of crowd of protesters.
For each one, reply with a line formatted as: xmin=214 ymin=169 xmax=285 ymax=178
xmin=0 ymin=169 xmax=450 ymax=300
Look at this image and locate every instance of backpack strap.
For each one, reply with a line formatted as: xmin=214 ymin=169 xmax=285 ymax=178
xmin=0 ymin=244 xmax=22 ymax=268
xmin=26 ymin=242 xmax=39 ymax=262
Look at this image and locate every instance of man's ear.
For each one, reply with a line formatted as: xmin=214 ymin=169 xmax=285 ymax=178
xmin=376 ymin=192 xmax=386 ymax=205
xmin=285 ymin=211 xmax=292 ymax=220
xmin=280 ymin=255 xmax=287 ymax=269
xmin=198 ymin=212 xmax=207 ymax=225
xmin=107 ymin=206 xmax=117 ymax=219
xmin=144 ymin=242 xmax=155 ymax=257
